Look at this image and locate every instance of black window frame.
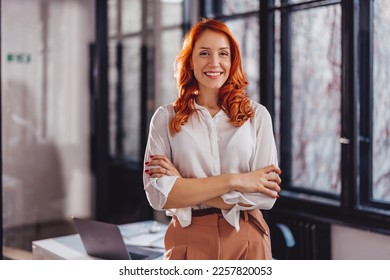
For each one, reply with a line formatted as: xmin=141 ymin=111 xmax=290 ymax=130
xmin=273 ymin=0 xmax=390 ymax=233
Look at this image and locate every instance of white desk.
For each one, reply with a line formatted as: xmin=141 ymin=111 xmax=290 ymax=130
xmin=32 ymin=220 xmax=167 ymax=260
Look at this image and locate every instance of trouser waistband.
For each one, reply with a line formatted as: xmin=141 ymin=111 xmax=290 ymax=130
xmin=191 ymin=208 xmax=268 ymax=236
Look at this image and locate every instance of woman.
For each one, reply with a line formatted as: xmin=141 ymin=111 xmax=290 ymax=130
xmin=143 ymin=18 xmax=281 ymax=260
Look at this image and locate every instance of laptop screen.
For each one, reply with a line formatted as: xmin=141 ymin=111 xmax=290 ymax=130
xmin=73 ymin=217 xmax=163 ymax=260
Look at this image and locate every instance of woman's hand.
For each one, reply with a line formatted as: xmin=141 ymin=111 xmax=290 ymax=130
xmin=145 ymin=155 xmax=182 ymax=178
xmin=233 ymin=164 xmax=282 ymax=198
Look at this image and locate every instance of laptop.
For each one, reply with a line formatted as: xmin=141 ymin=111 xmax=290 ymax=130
xmin=72 ymin=217 xmax=163 ymax=260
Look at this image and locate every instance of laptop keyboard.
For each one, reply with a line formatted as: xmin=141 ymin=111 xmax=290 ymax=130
xmin=129 ymin=252 xmax=148 ymax=260
xmin=126 ymin=244 xmax=163 ymax=260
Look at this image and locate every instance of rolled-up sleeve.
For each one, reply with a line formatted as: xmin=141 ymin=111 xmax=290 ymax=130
xmin=250 ymin=105 xmax=279 ymax=171
xmin=143 ymin=106 xmax=178 ymax=210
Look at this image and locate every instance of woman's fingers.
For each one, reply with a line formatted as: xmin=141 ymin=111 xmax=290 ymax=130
xmin=262 ymin=180 xmax=281 ymax=193
xmin=262 ymin=164 xmax=282 ymax=175
xmin=260 ymin=172 xmax=282 ymax=193
xmin=148 ymin=155 xmax=170 ymax=168
xmin=261 ymin=187 xmax=279 ymax=198
xmin=236 ymin=165 xmax=282 ymax=196
xmin=264 ymin=172 xmax=282 ymax=185
xmin=145 ymin=154 xmax=182 ymax=177
xmin=145 ymin=166 xmax=167 ymax=177
xmin=150 ymin=154 xmax=169 ymax=163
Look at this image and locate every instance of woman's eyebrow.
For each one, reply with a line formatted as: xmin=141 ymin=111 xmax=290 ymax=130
xmin=198 ymin=46 xmax=230 ymax=50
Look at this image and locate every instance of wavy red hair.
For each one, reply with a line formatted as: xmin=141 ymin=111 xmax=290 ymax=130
xmin=170 ymin=18 xmax=254 ymax=135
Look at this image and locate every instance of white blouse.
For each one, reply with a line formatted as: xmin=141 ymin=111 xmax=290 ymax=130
xmin=143 ymin=101 xmax=279 ymax=231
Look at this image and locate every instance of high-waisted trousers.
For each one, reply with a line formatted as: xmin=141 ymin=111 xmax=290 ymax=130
xmin=164 ymin=209 xmax=272 ymax=260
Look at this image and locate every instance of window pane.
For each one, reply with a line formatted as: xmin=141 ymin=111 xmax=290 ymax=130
xmin=155 ymin=28 xmax=182 ymax=108
xmin=290 ymin=5 xmax=342 ymax=194
xmin=108 ymin=0 xmax=118 ymax=37
xmin=122 ymin=0 xmax=142 ymax=34
xmin=373 ymin=0 xmax=390 ymax=203
xmin=161 ymin=0 xmax=183 ymax=27
xmin=226 ymin=17 xmax=260 ymax=101
xmin=223 ymin=0 xmax=259 ymax=15
xmin=122 ymin=38 xmax=141 ymax=161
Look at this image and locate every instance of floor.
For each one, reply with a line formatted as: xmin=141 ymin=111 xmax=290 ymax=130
xmin=3 ymin=220 xmax=77 ymax=260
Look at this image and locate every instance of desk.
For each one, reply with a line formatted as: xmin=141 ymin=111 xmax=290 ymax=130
xmin=32 ymin=220 xmax=167 ymax=260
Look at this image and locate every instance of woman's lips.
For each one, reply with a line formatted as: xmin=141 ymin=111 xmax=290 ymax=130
xmin=204 ymin=72 xmax=223 ymax=79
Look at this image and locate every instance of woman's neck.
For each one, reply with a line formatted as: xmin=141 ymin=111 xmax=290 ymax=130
xmin=195 ymin=91 xmax=221 ymax=117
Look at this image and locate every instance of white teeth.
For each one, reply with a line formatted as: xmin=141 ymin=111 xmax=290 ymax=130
xmin=205 ymin=72 xmax=221 ymax=76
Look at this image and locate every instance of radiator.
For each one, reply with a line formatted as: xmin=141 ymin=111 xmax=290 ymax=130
xmin=268 ymin=213 xmax=331 ymax=260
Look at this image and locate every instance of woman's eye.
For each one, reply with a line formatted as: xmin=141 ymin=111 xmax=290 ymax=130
xmin=220 ymin=51 xmax=229 ymax=56
xmin=199 ymin=51 xmax=209 ymax=56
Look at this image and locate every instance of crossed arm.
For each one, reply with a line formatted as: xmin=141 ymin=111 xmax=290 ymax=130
xmin=144 ymin=155 xmax=282 ymax=210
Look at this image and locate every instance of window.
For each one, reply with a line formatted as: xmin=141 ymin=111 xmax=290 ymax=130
xmin=205 ymin=0 xmax=261 ymax=101
xmin=289 ymin=5 xmax=342 ymax=195
xmin=226 ymin=17 xmax=260 ymax=101
xmin=107 ymin=0 xmax=184 ymax=163
xmin=273 ymin=0 xmax=390 ymax=229
xmin=372 ymin=0 xmax=390 ymax=204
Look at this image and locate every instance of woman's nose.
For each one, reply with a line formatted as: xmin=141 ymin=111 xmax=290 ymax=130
xmin=208 ymin=55 xmax=220 ymax=66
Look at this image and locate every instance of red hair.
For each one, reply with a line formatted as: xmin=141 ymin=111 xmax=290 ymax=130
xmin=170 ymin=18 xmax=254 ymax=134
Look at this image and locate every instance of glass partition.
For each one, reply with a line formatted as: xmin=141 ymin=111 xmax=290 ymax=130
xmin=2 ymin=0 xmax=93 ymax=257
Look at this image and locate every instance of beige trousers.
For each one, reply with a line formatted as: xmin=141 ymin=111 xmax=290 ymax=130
xmin=164 ymin=209 xmax=272 ymax=260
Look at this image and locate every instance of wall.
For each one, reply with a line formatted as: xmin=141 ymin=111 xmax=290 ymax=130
xmin=2 ymin=0 xmax=95 ymax=227
xmin=332 ymin=224 xmax=390 ymax=259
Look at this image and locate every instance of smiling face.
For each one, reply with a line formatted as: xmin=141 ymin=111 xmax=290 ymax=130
xmin=191 ymin=30 xmax=231 ymax=95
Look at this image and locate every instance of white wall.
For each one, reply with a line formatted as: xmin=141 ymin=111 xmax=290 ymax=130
xmin=2 ymin=0 xmax=95 ymax=227
xmin=332 ymin=224 xmax=390 ymax=259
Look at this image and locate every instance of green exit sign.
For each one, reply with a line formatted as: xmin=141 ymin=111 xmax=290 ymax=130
xmin=7 ymin=53 xmax=31 ymax=64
